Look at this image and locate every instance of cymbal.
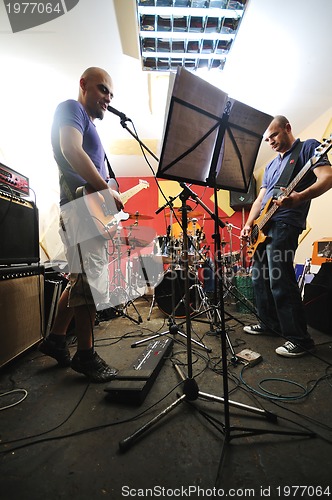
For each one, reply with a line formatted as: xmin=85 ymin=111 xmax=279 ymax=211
xmin=127 ymin=212 xmax=154 ymax=220
xmin=202 ymin=216 xmax=231 ymax=220
xmin=170 ymin=210 xmax=204 ymax=218
xmin=165 ymin=207 xmax=204 ymax=218
xmin=118 ymin=237 xmax=147 ymax=248
xmin=165 ymin=205 xmax=191 ymax=212
xmin=116 ymin=226 xmax=156 ymax=248
xmin=187 ymin=212 xmax=204 ymax=219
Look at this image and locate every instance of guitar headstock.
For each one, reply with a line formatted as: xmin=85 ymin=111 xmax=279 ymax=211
xmin=138 ymin=179 xmax=149 ymax=188
xmin=315 ymin=134 xmax=332 ymax=157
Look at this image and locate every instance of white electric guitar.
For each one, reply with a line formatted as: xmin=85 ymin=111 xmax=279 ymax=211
xmin=76 ymin=179 xmax=149 ymax=239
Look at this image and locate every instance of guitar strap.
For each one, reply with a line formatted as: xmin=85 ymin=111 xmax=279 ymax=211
xmin=59 ymin=170 xmax=75 ymax=202
xmin=57 ymin=168 xmax=87 ymax=273
xmin=58 ymin=153 xmax=118 ymax=200
xmin=272 ymin=140 xmax=303 ymax=199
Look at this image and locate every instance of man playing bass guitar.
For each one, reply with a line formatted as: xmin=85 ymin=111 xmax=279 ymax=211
xmin=241 ymin=115 xmax=332 ymax=357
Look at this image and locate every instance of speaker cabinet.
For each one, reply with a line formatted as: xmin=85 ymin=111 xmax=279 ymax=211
xmin=0 ymin=266 xmax=44 ymax=368
xmin=303 ymin=263 xmax=332 ymax=334
xmin=0 ymin=191 xmax=40 ymax=265
xmin=230 ymin=178 xmax=256 ymax=211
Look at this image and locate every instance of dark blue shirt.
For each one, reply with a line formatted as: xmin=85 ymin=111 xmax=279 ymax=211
xmin=260 ymin=138 xmax=330 ymax=229
xmin=51 ymin=99 xmax=108 ymax=206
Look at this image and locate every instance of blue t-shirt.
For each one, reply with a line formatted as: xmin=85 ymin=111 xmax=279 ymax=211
xmin=51 ymin=99 xmax=108 ymax=206
xmin=260 ymin=138 xmax=330 ymax=229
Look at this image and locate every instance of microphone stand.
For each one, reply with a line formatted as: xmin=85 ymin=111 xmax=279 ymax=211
xmin=155 ymin=189 xmax=183 ymax=215
xmin=118 ymin=117 xmax=159 ymax=163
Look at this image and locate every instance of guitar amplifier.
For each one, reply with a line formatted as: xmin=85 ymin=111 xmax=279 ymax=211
xmin=303 ymin=263 xmax=332 ymax=334
xmin=0 ymin=265 xmax=44 ymax=368
xmin=311 ymin=238 xmax=332 ymax=265
xmin=0 ymin=189 xmax=39 ymax=265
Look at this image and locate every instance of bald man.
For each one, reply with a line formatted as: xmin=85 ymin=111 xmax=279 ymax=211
xmin=39 ymin=67 xmax=122 ymax=382
xmin=241 ymin=115 xmax=332 ymax=357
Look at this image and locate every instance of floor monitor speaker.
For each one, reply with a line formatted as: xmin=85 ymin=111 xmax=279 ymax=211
xmin=0 ymin=265 xmax=44 ymax=368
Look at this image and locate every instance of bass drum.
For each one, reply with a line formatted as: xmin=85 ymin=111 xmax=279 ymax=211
xmin=155 ymin=268 xmax=197 ymax=318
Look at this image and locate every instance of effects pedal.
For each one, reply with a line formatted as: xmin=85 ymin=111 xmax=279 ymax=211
xmin=236 ymin=348 xmax=262 ymax=366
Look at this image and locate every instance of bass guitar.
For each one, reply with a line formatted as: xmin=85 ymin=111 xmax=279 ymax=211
xmin=247 ymin=135 xmax=332 ymax=259
xmin=76 ymin=179 xmax=149 ymax=239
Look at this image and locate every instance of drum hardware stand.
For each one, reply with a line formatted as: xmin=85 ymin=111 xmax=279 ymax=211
xmin=170 ymin=254 xmax=238 ymax=360
xmin=131 ymin=258 xmax=211 ymax=352
xmin=107 ymin=230 xmax=142 ymax=325
xmin=216 ymin=215 xmax=255 ymax=318
xmin=146 ymin=291 xmax=156 ymax=321
xmin=206 ymin=227 xmax=244 ymax=328
xmin=176 ymin=286 xmax=238 ymax=363
xmin=146 ymin=228 xmax=177 ymax=322
xmin=222 ymin=276 xmax=257 ymax=316
xmin=297 ymin=257 xmax=312 ymax=297
xmin=145 ymin=197 xmax=178 ymax=322
xmin=182 ymin=225 xmax=245 ymax=331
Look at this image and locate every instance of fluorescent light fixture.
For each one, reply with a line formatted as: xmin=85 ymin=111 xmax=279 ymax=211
xmin=135 ymin=0 xmax=249 ymax=72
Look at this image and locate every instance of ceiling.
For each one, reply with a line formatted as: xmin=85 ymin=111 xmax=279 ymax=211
xmin=0 ymin=0 xmax=331 ymax=182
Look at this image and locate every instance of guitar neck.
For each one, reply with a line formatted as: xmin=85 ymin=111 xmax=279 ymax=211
xmin=120 ymin=181 xmax=149 ymax=205
xmin=257 ymin=138 xmax=332 ymax=231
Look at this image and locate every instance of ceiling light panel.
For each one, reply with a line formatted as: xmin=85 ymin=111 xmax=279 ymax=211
xmin=136 ymin=0 xmax=249 ymax=72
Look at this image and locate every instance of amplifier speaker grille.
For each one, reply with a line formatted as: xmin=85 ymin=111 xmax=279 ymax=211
xmin=0 ymin=266 xmax=44 ymax=368
xmin=0 ymin=192 xmax=39 ymax=265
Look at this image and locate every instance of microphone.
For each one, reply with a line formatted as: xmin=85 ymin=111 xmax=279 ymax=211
xmin=107 ymin=105 xmax=130 ymax=122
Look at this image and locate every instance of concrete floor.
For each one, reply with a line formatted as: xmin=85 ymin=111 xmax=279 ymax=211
xmin=1 ymin=287 xmax=332 ymax=500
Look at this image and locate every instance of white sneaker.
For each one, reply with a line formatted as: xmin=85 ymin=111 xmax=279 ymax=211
xmin=275 ymin=341 xmax=315 ymax=358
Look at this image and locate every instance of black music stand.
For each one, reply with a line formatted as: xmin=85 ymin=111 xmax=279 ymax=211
xmin=118 ymin=68 xmax=313 ymax=455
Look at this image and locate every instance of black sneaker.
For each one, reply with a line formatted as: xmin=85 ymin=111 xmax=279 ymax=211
xmin=38 ymin=337 xmax=71 ymax=367
xmin=275 ymin=340 xmax=315 ymax=358
xmin=71 ymin=352 xmax=118 ymax=383
xmin=243 ymin=324 xmax=269 ymax=335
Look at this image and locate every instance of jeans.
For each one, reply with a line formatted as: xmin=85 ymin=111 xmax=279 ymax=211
xmin=251 ymin=221 xmax=311 ymax=344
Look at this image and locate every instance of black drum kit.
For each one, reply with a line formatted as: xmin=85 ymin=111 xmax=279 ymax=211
xmin=105 ymin=206 xmax=243 ymax=325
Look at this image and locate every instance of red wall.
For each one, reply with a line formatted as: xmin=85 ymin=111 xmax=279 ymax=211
xmin=117 ymin=176 xmax=251 ymax=269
